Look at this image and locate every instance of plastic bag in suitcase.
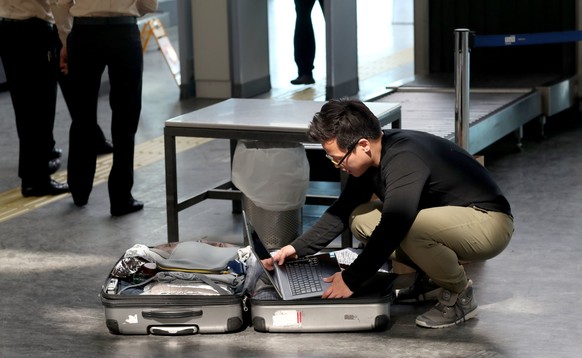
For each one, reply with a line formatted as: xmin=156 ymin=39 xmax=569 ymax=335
xmin=245 ymin=254 xmax=396 ymax=333
xmin=100 ymin=241 xmax=251 ymax=335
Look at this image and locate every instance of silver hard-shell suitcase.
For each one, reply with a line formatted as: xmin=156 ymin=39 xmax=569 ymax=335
xmin=250 ymin=292 xmax=392 ymax=333
xmin=101 ymin=287 xmax=248 ymax=335
xmin=246 ymin=255 xmax=396 ymax=333
xmin=100 ymin=242 xmax=249 ymax=335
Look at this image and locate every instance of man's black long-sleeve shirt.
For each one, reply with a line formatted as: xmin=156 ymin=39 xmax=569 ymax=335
xmin=291 ymin=129 xmax=512 ymax=292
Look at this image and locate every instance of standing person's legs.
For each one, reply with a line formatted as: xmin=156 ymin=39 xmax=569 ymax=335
xmin=66 ymin=25 xmax=105 ymax=206
xmin=0 ymin=20 xmax=62 ymax=193
xmin=105 ymin=24 xmax=143 ymax=211
xmin=58 ymin=66 xmax=113 ymax=155
xmin=55 ymin=27 xmax=113 ymax=156
xmin=291 ymin=0 xmax=319 ymax=83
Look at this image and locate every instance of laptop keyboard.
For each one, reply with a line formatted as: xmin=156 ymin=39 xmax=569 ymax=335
xmin=286 ymin=257 xmax=323 ymax=296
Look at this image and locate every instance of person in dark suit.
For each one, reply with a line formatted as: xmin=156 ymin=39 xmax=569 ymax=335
xmin=290 ymin=0 xmax=323 ymax=85
xmin=55 ymin=0 xmax=158 ymax=216
xmin=0 ymin=1 xmax=69 ymax=197
xmin=54 ymin=34 xmax=114 ymax=159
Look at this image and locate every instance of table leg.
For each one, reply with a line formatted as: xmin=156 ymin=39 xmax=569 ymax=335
xmin=392 ymin=118 xmax=401 ymax=129
xmin=230 ymin=139 xmax=242 ymax=213
xmin=165 ymin=133 xmax=180 ymax=242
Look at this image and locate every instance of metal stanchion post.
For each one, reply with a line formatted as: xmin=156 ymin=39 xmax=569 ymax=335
xmin=454 ymin=29 xmax=470 ymax=151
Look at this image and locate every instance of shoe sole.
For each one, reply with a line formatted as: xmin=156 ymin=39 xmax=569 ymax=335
xmin=110 ymin=208 xmax=143 ymax=216
xmin=110 ymin=204 xmax=144 ymax=216
xmin=415 ymin=307 xmax=478 ymax=329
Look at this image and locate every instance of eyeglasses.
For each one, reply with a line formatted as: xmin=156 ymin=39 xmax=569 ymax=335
xmin=325 ymin=139 xmax=360 ymax=168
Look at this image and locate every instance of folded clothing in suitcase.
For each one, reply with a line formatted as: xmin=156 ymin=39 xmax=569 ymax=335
xmin=245 ymin=251 xmax=396 ymax=333
xmin=100 ymin=241 xmax=251 ymax=335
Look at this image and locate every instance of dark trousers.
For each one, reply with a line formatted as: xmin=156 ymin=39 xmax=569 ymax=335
xmin=0 ymin=19 xmax=58 ymax=187
xmin=293 ymin=0 xmax=324 ymax=76
xmin=55 ymin=36 xmax=109 ymax=149
xmin=66 ymin=22 xmax=143 ymax=206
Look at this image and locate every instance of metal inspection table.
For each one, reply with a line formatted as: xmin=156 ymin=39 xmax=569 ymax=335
xmin=164 ymin=98 xmax=401 ymax=243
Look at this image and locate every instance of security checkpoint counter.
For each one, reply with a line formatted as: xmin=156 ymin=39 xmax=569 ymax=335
xmin=164 ymin=98 xmax=401 ymax=244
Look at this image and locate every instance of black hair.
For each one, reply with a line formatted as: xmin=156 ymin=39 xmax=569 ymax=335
xmin=307 ymin=98 xmax=382 ymax=149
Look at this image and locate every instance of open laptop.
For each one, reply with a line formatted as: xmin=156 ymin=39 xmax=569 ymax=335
xmin=243 ymin=211 xmax=341 ymax=300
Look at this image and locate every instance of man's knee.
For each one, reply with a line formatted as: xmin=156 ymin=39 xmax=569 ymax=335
xmin=349 ymin=201 xmax=382 ymax=243
xmin=349 ymin=212 xmax=369 ymax=243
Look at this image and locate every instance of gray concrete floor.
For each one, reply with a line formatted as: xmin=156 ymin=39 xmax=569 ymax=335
xmin=2 ymin=1 xmax=582 ymax=357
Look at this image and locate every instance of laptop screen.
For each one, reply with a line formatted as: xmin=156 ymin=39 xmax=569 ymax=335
xmin=242 ymin=211 xmax=282 ymax=288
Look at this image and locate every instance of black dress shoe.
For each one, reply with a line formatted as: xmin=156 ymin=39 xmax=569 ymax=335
xmin=72 ymin=195 xmax=89 ymax=207
xmin=22 ymin=179 xmax=69 ymax=197
xmin=110 ymin=198 xmax=144 ymax=217
xmin=290 ymin=74 xmax=315 ymax=85
xmin=96 ymin=139 xmax=114 ymax=155
xmin=48 ymin=158 xmax=61 ymax=175
xmin=49 ymin=147 xmax=62 ymax=160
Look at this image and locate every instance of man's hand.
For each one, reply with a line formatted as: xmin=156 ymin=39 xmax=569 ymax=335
xmin=270 ymin=245 xmax=298 ymax=266
xmin=322 ymin=272 xmax=353 ymax=298
xmin=59 ymin=47 xmax=68 ymax=74
xmin=261 ymin=245 xmax=297 ymax=271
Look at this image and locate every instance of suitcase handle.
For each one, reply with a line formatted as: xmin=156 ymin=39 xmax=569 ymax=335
xmin=142 ymin=310 xmax=203 ymax=319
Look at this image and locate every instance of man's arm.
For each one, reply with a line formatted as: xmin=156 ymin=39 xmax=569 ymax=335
xmin=291 ymin=173 xmax=374 ymax=257
xmin=51 ymin=0 xmax=73 ymax=48
xmin=342 ymin=151 xmax=430 ymax=292
xmin=137 ymin=0 xmax=158 ymax=16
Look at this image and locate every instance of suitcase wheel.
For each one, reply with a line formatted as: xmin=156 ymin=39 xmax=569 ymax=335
xmin=373 ymin=314 xmax=390 ymax=331
xmin=227 ymin=317 xmax=245 ymax=332
xmin=105 ymin=319 xmax=120 ymax=335
xmin=251 ymin=317 xmax=267 ymax=332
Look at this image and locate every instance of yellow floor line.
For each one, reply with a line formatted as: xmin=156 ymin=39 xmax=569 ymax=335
xmin=0 ymin=136 xmax=212 ymax=223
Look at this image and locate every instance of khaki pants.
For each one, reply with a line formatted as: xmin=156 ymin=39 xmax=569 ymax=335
xmin=350 ymin=201 xmax=514 ymax=293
